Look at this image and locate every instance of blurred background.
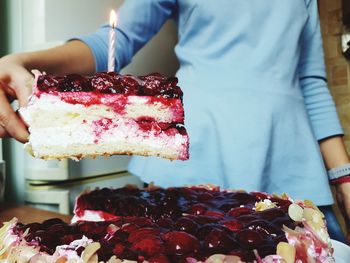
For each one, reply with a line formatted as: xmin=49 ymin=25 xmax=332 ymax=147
xmin=0 ymin=0 xmax=349 ymax=228
xmin=0 ymin=0 xmax=179 ymax=213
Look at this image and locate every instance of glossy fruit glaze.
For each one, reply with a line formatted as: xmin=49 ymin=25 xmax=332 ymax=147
xmin=14 ymin=186 xmax=300 ymax=262
xmin=36 ymin=72 xmax=183 ymax=99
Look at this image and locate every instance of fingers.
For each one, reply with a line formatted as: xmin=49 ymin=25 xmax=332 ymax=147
xmin=11 ymin=69 xmax=33 ymax=108
xmin=0 ymin=89 xmax=29 ymax=143
xmin=0 ymin=125 xmax=8 ymax=138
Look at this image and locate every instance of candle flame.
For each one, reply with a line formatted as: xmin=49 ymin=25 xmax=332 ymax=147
xmin=109 ymin=10 xmax=117 ymax=28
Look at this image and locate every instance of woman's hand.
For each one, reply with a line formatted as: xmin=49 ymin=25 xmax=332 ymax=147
xmin=335 ymin=182 xmax=350 ymax=244
xmin=0 ymin=41 xmax=95 ymax=143
xmin=0 ymin=54 xmax=32 ymax=143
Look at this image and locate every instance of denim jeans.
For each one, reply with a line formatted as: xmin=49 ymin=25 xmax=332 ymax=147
xmin=318 ymin=205 xmax=347 ymax=243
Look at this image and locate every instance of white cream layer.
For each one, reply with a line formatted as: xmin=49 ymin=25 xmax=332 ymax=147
xmin=20 ymin=94 xmax=188 ymax=160
xmin=21 ymin=93 xmax=182 ymax=126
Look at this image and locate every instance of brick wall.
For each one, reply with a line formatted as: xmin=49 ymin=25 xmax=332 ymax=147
xmin=319 ymin=0 xmax=350 ymax=150
xmin=319 ymin=0 xmax=349 ymax=233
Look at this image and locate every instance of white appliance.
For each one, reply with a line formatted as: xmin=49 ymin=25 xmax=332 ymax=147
xmin=5 ymin=0 xmax=178 ymax=213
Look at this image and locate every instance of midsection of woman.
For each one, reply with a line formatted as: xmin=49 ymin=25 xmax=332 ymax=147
xmin=129 ymin=0 xmax=341 ymax=205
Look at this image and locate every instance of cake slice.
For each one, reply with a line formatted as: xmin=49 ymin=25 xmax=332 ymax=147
xmin=20 ymin=71 xmax=189 ymax=161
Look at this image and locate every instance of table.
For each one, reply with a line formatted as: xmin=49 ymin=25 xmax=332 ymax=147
xmin=0 ymin=203 xmax=71 ymax=225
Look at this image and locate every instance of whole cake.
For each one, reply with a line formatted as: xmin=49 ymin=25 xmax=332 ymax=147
xmin=0 ymin=185 xmax=335 ymax=263
xmin=20 ymin=71 xmax=189 ymax=161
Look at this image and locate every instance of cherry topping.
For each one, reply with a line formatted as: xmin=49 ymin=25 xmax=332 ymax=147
xmin=37 ymin=72 xmax=183 ymax=99
xmin=20 ymin=186 xmax=300 ymax=262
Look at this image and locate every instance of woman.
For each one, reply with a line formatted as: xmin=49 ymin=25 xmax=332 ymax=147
xmin=0 ymin=0 xmax=349 ymax=242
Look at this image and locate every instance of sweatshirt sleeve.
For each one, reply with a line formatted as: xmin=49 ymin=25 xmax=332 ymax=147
xmin=76 ymin=0 xmax=177 ymax=72
xmin=299 ymin=0 xmax=343 ymax=140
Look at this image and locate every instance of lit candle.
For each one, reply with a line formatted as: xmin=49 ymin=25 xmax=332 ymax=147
xmin=108 ymin=10 xmax=117 ymax=72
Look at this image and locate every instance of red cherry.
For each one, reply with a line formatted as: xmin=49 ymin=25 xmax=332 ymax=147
xmin=130 ymin=236 xmax=163 ymax=256
xmin=156 ymin=218 xmax=174 ymax=228
xmin=203 ymin=228 xmax=237 ymax=252
xmin=227 ymin=207 xmax=252 ymax=217
xmin=162 ymin=231 xmax=200 ymax=256
xmin=205 ymin=210 xmax=225 ymax=218
xmin=222 ymin=220 xmax=243 ymax=232
xmin=187 ymin=204 xmax=208 ymax=215
xmin=128 ymin=227 xmax=161 ymax=243
xmin=174 ymin=217 xmax=199 ymax=234
xmin=236 ymin=229 xmax=264 ymax=247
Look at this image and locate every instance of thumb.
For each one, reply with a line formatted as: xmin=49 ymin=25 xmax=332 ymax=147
xmin=6 ymin=68 xmax=34 ymax=107
xmin=13 ymin=69 xmax=34 ymax=108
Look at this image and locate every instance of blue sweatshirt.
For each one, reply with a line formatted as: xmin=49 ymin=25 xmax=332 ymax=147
xmin=78 ymin=0 xmax=343 ymax=205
